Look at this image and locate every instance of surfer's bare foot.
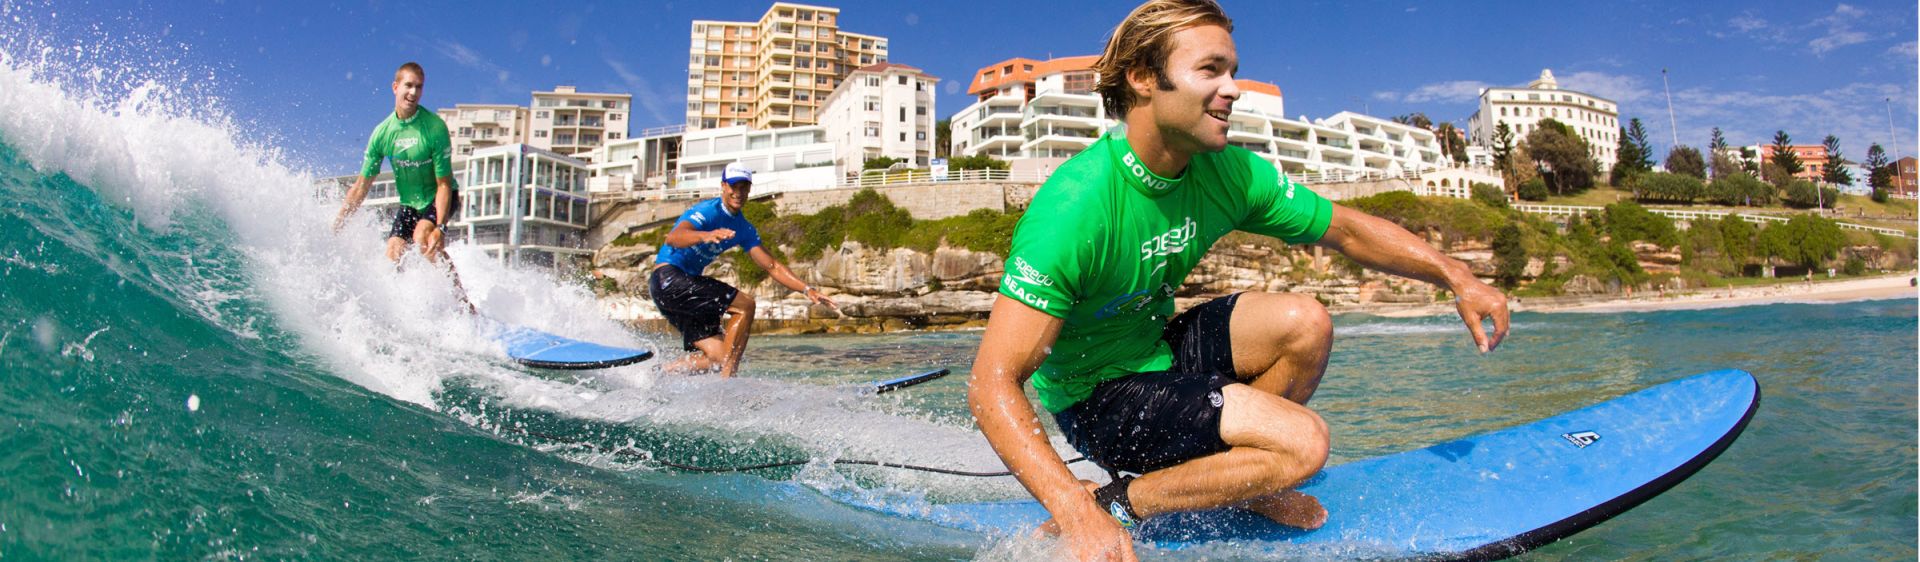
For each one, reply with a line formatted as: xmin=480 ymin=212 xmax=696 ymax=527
xmin=1035 ymin=480 xmax=1105 ymax=536
xmin=1243 ymin=489 xmax=1327 ymax=530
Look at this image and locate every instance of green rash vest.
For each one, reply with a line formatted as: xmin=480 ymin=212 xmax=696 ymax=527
xmin=359 ymin=108 xmax=454 ymax=211
xmin=998 ymin=126 xmax=1334 ymax=413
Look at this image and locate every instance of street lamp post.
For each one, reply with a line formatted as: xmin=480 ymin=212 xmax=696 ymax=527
xmin=1662 ymin=68 xmax=1680 ymax=152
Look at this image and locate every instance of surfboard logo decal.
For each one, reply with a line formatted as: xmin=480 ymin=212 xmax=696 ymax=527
xmin=1562 ymin=430 xmax=1601 ymax=449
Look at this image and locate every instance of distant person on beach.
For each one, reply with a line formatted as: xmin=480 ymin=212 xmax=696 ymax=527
xmin=648 ymin=162 xmax=838 ymax=377
xmin=331 ymin=61 xmax=473 ymax=313
xmin=964 ymin=1 xmax=1511 ymax=559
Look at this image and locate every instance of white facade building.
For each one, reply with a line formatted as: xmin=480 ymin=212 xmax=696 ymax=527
xmin=948 ymin=56 xmax=1445 ymax=182
xmin=453 ymin=144 xmax=594 ymax=269
xmin=530 ymin=86 xmax=632 ymax=157
xmin=580 ymin=125 xmax=687 ymax=194
xmin=821 ymin=62 xmax=938 ymax=173
xmin=440 ymin=104 xmax=530 ymax=158
xmin=675 ymin=125 xmax=837 ymax=193
xmin=1466 ymin=69 xmax=1620 ymax=172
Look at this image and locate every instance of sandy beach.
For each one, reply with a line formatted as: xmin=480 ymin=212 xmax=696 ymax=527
xmin=1368 ymin=272 xmax=1919 ymax=317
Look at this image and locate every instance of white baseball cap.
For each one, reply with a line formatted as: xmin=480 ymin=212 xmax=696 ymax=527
xmin=722 ymin=162 xmax=754 ymax=186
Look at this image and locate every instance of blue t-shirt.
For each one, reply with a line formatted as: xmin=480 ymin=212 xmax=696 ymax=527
xmin=655 ymin=198 xmax=763 ymax=275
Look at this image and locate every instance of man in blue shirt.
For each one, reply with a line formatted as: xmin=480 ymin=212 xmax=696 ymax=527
xmin=650 ymin=162 xmax=838 ymax=377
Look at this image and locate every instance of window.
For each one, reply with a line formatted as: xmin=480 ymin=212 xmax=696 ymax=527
xmin=897 ymin=75 xmax=908 ymax=85
xmin=535 ymin=130 xmax=548 ymax=138
xmin=604 ymin=101 xmax=619 ymax=109
xmin=865 ymin=122 xmax=879 ymax=137
xmin=899 ymin=107 xmax=907 ymax=122
xmin=916 ymin=105 xmax=927 ymax=116
xmin=1023 ymin=64 xmax=1033 ymax=72
xmin=900 ymin=132 xmax=906 ymax=142
xmin=866 ymin=76 xmax=880 ymax=87
xmin=916 ymin=131 xmax=926 ymax=141
xmin=610 ymin=113 xmax=621 ymax=120
xmin=609 ymin=132 xmax=622 ymax=139
xmin=864 ymin=96 xmax=879 ymax=111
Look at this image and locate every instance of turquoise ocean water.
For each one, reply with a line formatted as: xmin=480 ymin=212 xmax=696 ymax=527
xmin=1 ymin=47 xmax=1916 ymax=561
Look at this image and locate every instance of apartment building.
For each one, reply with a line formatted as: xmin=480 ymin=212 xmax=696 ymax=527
xmin=675 ymin=125 xmax=837 ymax=192
xmin=530 ymin=86 xmax=632 ymax=157
xmin=1893 ymin=156 xmax=1916 ymax=197
xmin=821 ymin=62 xmax=938 ymax=172
xmin=454 ymin=144 xmax=594 ymax=269
xmin=580 ymin=125 xmax=686 ymax=193
xmin=687 ymin=3 xmax=889 ymax=131
xmin=948 ymin=55 xmax=1444 ymax=181
xmin=1467 ymin=69 xmax=1621 ymax=171
xmin=1761 ymin=144 xmax=1834 ymax=183
xmin=441 ymin=104 xmax=530 ymax=157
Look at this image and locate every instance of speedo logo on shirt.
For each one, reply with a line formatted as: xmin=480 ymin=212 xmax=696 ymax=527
xmin=1120 ymin=151 xmax=1175 ymax=192
xmin=394 ymin=137 xmax=419 ymax=152
xmin=1139 ymin=217 xmax=1198 ymax=261
xmin=1004 ymin=257 xmax=1053 ymax=310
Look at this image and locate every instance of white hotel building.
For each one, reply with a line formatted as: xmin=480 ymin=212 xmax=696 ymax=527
xmin=948 ymin=56 xmax=1445 ymax=181
xmin=1466 ymin=69 xmax=1620 ymax=171
xmin=529 ymin=86 xmax=632 ymax=158
xmin=821 ymin=62 xmax=939 ymax=170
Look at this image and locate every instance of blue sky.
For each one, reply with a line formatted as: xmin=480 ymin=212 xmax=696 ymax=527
xmin=7 ymin=0 xmax=1916 ymax=175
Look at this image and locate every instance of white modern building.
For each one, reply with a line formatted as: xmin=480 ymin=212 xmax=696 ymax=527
xmin=530 ymin=86 xmax=633 ymax=157
xmin=452 ymin=144 xmax=594 ymax=269
xmin=687 ymin=2 xmax=890 ymax=131
xmin=441 ymin=104 xmax=530 ymax=158
xmin=821 ymin=62 xmax=938 ymax=171
xmin=580 ymin=125 xmax=686 ymax=194
xmin=674 ymin=125 xmax=837 ymax=192
xmin=948 ymin=55 xmax=1446 ymax=182
xmin=1466 ymin=69 xmax=1620 ymax=171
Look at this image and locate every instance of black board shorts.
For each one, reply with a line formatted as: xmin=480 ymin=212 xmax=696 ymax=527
xmin=647 ymin=264 xmax=739 ymax=351
xmin=386 ymin=190 xmax=461 ymax=242
xmin=1055 ymin=293 xmax=1244 ymax=475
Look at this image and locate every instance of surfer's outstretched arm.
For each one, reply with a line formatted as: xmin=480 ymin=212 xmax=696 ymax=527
xmin=968 ymin=296 xmax=1136 ymax=562
xmin=332 ymin=176 xmax=374 ymax=232
xmin=1315 ymin=204 xmax=1511 ymax=352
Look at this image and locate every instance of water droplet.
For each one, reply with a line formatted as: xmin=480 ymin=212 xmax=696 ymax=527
xmin=187 ymin=394 xmax=200 ymax=412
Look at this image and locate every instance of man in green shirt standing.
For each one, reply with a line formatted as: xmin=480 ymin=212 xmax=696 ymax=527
xmin=333 ymin=61 xmax=471 ymax=311
xmin=966 ymin=2 xmax=1511 ymax=560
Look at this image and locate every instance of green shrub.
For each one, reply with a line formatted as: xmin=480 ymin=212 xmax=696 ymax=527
xmin=1517 ymin=177 xmax=1550 ymax=201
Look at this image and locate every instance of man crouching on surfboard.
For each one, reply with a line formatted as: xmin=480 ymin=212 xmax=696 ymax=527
xmin=648 ymin=162 xmax=838 ymax=377
xmin=965 ymin=1 xmax=1511 ymax=559
xmin=332 ymin=61 xmax=475 ymax=314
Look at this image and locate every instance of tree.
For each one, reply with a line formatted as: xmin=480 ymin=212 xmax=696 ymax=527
xmin=1526 ymin=119 xmax=1597 ymax=195
xmin=1603 ymin=201 xmax=1681 ymax=247
xmin=1707 ymin=173 xmax=1771 ymax=206
xmin=1392 ymin=112 xmax=1434 ymax=129
xmin=1470 ymin=182 xmax=1510 ymax=209
xmin=1492 ymin=223 xmax=1527 ymax=289
xmin=1493 ymin=122 xmax=1516 ymax=178
xmin=1517 ymin=177 xmax=1550 ymax=201
xmin=1613 ymin=118 xmax=1655 ymax=186
xmin=1820 ymin=134 xmax=1852 ymax=186
xmin=935 ymin=118 xmax=951 ymax=159
xmin=1636 ymin=172 xmax=1705 ymax=203
xmin=1665 ymin=145 xmax=1707 ymax=179
xmin=1757 ymin=214 xmax=1845 ymax=270
xmin=1708 ymin=127 xmax=1738 ymax=180
xmin=1767 ymin=130 xmax=1802 ymax=186
xmin=1718 ymin=214 xmax=1756 ymax=273
xmin=1435 ymin=122 xmax=1469 ymax=164
xmin=1739 ymin=146 xmax=1762 ymax=176
xmin=1865 ymin=143 xmax=1893 ymax=203
xmin=1781 ymin=179 xmax=1839 ymax=209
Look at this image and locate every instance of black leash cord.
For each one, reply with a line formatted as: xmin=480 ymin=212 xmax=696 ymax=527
xmin=503 ymin=425 xmax=1086 ymax=477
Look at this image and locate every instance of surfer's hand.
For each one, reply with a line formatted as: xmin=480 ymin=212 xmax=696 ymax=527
xmin=1453 ymin=278 xmax=1510 ymax=353
xmin=804 ymin=287 xmax=839 ymax=310
xmin=1059 ymin=511 xmax=1137 ymax=562
xmin=704 ymin=229 xmax=735 ymax=243
xmin=423 ymin=228 xmax=446 ymax=257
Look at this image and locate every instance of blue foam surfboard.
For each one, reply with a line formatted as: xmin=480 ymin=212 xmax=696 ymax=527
xmin=932 ymin=369 xmax=1759 ymax=559
xmin=873 ymin=368 xmax=950 ymax=394
xmin=489 ymin=323 xmax=653 ymax=370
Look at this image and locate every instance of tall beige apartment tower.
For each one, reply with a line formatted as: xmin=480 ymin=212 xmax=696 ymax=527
xmin=440 ymin=104 xmax=530 ymax=158
xmin=530 ymin=86 xmax=633 ymax=157
xmin=687 ymin=3 xmax=889 ymax=131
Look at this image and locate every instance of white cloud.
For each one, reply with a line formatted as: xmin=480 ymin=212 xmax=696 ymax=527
xmin=1372 ymin=80 xmax=1491 ymax=104
xmin=1728 ymin=13 xmax=1767 ymax=33
xmin=1808 ymin=4 xmax=1873 ymax=56
xmin=1886 ymin=41 xmax=1916 ymax=60
xmin=1557 ymin=71 xmax=1655 ymax=106
xmin=605 ymin=57 xmax=671 ymax=125
xmin=433 ymin=41 xmax=511 ymax=84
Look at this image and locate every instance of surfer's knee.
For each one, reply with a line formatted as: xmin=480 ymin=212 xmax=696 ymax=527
xmin=729 ymin=292 xmax=756 ymax=316
xmin=1221 ymin=385 xmax=1329 ymax=484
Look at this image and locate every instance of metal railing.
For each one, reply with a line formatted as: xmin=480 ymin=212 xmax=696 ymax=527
xmin=1513 ymin=204 xmax=1915 ymax=238
xmin=837 ymin=168 xmax=1045 ymax=189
